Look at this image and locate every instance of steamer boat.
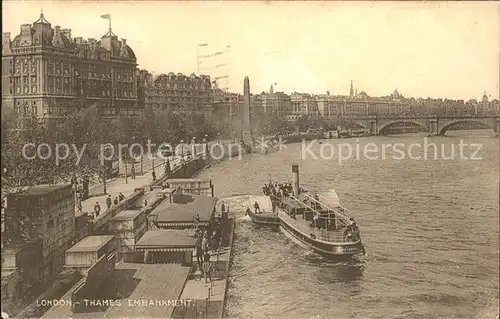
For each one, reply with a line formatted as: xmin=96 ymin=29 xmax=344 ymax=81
xmin=278 ymin=165 xmax=365 ymax=259
xmin=246 ymin=165 xmax=365 ymax=259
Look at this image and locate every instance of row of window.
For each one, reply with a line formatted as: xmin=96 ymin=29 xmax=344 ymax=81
xmin=149 ymin=103 xmax=208 ymax=109
xmin=10 ymin=66 xmax=37 ymax=76
xmin=15 ymin=105 xmax=38 ymax=115
xmin=7 ymin=82 xmax=135 ymax=97
xmin=150 ymin=83 xmax=211 ymax=90
xmin=146 ymin=96 xmax=211 ymax=102
xmin=8 ymin=68 xmax=135 ymax=83
xmin=145 ymin=89 xmax=211 ymax=97
xmin=10 ymin=85 xmax=40 ymax=95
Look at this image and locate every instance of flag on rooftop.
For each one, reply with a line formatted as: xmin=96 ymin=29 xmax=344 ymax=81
xmin=101 ymin=14 xmax=111 ymax=20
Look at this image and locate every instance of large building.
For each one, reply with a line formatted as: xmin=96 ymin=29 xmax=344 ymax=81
xmin=291 ymin=92 xmax=319 ymax=117
xmin=261 ymin=91 xmax=292 ymax=119
xmin=2 ymin=12 xmax=140 ymax=118
xmin=138 ymin=70 xmax=212 ymax=115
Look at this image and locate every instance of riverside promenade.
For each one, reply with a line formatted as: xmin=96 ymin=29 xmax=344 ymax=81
xmin=79 ymin=139 xmax=245 ymax=219
xmin=78 ymin=144 xmax=208 ymax=219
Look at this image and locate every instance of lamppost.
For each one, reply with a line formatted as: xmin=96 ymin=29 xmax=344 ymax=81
xmin=180 ymin=140 xmax=185 ymax=159
xmin=204 ymin=134 xmax=208 ymax=154
xmin=180 ymin=139 xmax=186 ymax=177
xmin=193 ymin=137 xmax=197 ymax=156
xmin=217 ymin=132 xmax=220 ymax=144
xmin=102 ymin=146 xmax=112 ymax=194
xmin=203 ymin=136 xmax=207 ymax=156
xmin=131 ymin=136 xmax=136 ymax=180
xmin=152 ymin=154 xmax=155 ymax=175
xmin=124 ymin=153 xmax=128 ymax=184
xmin=140 ymin=141 xmax=144 ymax=175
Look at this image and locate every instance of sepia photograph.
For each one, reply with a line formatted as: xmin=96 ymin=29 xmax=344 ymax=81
xmin=1 ymin=1 xmax=499 ymax=318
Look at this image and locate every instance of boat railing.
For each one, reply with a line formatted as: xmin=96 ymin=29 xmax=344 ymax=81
xmin=280 ymin=209 xmax=356 ymax=243
xmin=303 ymin=193 xmax=351 ymax=221
xmin=289 ymin=195 xmax=323 ymax=217
xmin=289 ymin=195 xmax=345 ymax=226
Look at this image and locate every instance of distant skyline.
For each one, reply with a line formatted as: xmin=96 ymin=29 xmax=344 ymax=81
xmin=3 ymin=1 xmax=499 ymax=100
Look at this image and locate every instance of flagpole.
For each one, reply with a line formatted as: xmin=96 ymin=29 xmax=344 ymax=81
xmin=109 ymin=16 xmax=112 ymax=32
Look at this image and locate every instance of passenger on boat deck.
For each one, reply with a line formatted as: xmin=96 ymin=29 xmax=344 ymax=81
xmin=254 ymin=201 xmax=261 ymax=214
xmin=349 ymin=218 xmax=358 ymax=231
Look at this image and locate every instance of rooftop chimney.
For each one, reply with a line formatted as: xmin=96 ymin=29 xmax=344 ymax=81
xmin=2 ymin=32 xmax=12 ymax=54
xmin=20 ymin=24 xmax=32 ymax=35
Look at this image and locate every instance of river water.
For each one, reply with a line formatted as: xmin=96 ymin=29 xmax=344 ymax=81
xmin=196 ymin=130 xmax=499 ymax=319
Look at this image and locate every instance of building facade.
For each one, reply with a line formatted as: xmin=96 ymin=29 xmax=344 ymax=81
xmin=138 ymin=70 xmax=212 ymax=115
xmin=290 ymin=92 xmax=319 ymax=117
xmin=261 ymin=92 xmax=292 ymax=119
xmin=2 ymin=13 xmax=139 ymax=118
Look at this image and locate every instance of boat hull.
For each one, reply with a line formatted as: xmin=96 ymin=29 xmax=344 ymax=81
xmin=279 ymin=216 xmax=365 ymax=260
xmin=246 ymin=208 xmax=280 ymax=226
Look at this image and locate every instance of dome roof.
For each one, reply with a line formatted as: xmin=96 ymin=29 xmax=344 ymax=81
xmin=33 ymin=11 xmax=51 ymax=25
xmin=96 ymin=39 xmax=136 ymax=59
xmin=123 ymin=44 xmax=136 ymax=59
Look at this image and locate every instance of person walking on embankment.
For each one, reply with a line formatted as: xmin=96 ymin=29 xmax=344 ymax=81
xmin=203 ymin=251 xmax=212 ymax=283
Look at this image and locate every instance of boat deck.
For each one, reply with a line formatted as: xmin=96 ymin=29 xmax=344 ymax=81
xmin=247 ymin=209 xmax=280 ymax=224
xmin=255 ymin=212 xmax=279 ymax=219
xmin=278 ymin=209 xmax=354 ymax=243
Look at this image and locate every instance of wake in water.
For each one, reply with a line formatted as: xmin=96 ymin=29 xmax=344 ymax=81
xmin=239 ymin=214 xmax=251 ymax=221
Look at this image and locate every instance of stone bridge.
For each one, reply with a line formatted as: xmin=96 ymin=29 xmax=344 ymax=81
xmin=344 ymin=115 xmax=500 ymax=136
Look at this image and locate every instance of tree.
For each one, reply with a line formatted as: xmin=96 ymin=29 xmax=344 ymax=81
xmin=2 ymin=114 xmax=60 ymax=187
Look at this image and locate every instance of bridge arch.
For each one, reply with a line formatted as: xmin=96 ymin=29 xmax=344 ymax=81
xmin=377 ymin=119 xmax=428 ymax=135
xmin=438 ymin=118 xmax=496 ymax=135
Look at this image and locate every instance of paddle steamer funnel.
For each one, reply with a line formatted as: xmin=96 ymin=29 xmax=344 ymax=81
xmin=292 ymin=164 xmax=300 ymax=196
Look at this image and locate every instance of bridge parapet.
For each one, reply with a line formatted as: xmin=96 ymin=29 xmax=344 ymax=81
xmin=341 ymin=114 xmax=377 ymax=120
xmin=322 ymin=114 xmax=499 ymax=136
xmin=377 ymin=114 xmax=438 ymax=120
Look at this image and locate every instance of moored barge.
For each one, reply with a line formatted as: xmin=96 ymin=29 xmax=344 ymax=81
xmin=245 ymin=196 xmax=280 ymax=226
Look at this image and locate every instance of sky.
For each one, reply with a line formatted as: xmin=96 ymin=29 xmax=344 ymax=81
xmin=3 ymin=1 xmax=499 ymax=100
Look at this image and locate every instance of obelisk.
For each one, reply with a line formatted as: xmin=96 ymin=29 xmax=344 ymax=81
xmin=242 ymin=76 xmax=252 ymax=146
